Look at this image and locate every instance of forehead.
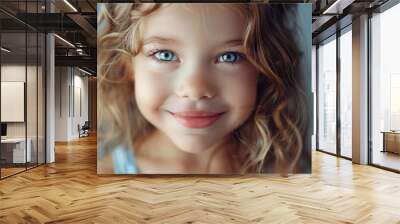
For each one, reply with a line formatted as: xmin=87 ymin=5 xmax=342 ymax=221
xmin=139 ymin=4 xmax=248 ymax=44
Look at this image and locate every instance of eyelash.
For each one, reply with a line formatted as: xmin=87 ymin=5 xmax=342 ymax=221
xmin=217 ymin=52 xmax=244 ymax=64
xmin=147 ymin=49 xmax=177 ymax=63
xmin=147 ymin=49 xmax=244 ymax=64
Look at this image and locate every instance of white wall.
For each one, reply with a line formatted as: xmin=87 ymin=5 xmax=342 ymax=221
xmin=72 ymin=73 xmax=89 ymax=138
xmin=55 ymin=66 xmax=69 ymax=141
xmin=54 ymin=66 xmax=89 ymax=141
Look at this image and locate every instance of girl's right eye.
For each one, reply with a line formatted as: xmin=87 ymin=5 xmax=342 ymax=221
xmin=151 ymin=50 xmax=178 ymax=62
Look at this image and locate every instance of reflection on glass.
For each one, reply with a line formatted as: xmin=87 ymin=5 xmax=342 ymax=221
xmin=318 ymin=37 xmax=337 ymax=154
xmin=371 ymin=3 xmax=400 ymax=171
xmin=340 ymin=29 xmax=352 ymax=158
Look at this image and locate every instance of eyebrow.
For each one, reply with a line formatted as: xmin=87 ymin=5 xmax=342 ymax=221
xmin=222 ymin=39 xmax=243 ymax=47
xmin=142 ymin=36 xmax=181 ymax=45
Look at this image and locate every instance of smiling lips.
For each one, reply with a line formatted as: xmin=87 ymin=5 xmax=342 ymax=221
xmin=170 ymin=111 xmax=225 ymax=128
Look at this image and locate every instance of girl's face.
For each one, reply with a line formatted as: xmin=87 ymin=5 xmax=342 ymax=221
xmin=133 ymin=4 xmax=259 ymax=153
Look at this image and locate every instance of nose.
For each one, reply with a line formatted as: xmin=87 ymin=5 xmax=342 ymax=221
xmin=175 ymin=61 xmax=216 ymax=101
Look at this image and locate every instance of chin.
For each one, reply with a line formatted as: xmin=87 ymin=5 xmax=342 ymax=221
xmin=172 ymin=138 xmax=217 ymax=154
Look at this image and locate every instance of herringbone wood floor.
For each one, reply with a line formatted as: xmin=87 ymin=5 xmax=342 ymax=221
xmin=0 ymin=135 xmax=400 ymax=223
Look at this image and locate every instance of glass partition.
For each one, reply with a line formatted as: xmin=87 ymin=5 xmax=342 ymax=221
xmin=38 ymin=32 xmax=45 ymax=165
xmin=317 ymin=35 xmax=337 ymax=155
xmin=0 ymin=0 xmax=46 ymax=179
xmin=27 ymin=31 xmax=38 ymax=169
xmin=312 ymin=45 xmax=316 ymax=150
xmin=339 ymin=27 xmax=352 ymax=158
xmin=371 ymin=2 xmax=400 ymax=171
xmin=1 ymin=30 xmax=28 ymax=178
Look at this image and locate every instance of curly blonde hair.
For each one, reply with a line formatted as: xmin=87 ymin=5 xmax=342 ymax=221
xmin=98 ymin=3 xmax=310 ymax=174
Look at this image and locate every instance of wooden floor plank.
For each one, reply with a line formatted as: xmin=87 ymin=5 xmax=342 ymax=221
xmin=0 ymin=135 xmax=399 ymax=223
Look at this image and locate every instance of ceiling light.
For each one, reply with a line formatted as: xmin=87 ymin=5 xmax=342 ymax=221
xmin=54 ymin=34 xmax=75 ymax=48
xmin=323 ymin=0 xmax=340 ymax=14
xmin=63 ymin=0 xmax=78 ymax=12
xmin=77 ymin=67 xmax=93 ymax=76
xmin=1 ymin=47 xmax=11 ymax=53
xmin=322 ymin=0 xmax=354 ymax=15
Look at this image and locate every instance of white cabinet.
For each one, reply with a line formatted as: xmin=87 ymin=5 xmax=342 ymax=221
xmin=1 ymin=138 xmax=32 ymax=163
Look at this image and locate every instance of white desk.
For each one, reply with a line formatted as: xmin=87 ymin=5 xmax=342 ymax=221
xmin=1 ymin=138 xmax=31 ymax=163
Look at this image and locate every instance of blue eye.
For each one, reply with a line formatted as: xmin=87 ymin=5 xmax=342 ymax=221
xmin=154 ymin=50 xmax=177 ymax=62
xmin=218 ymin=52 xmax=242 ymax=63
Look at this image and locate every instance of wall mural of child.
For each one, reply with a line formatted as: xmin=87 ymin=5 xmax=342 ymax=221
xmin=97 ymin=3 xmax=312 ymax=175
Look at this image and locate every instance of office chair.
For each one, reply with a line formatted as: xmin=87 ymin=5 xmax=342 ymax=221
xmin=79 ymin=121 xmax=90 ymax=138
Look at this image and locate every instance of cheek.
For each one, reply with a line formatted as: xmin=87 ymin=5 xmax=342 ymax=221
xmin=219 ymin=66 xmax=258 ymax=109
xmin=133 ymin=56 xmax=170 ymax=116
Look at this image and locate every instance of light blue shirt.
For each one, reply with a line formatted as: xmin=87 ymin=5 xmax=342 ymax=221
xmin=111 ymin=145 xmax=138 ymax=174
